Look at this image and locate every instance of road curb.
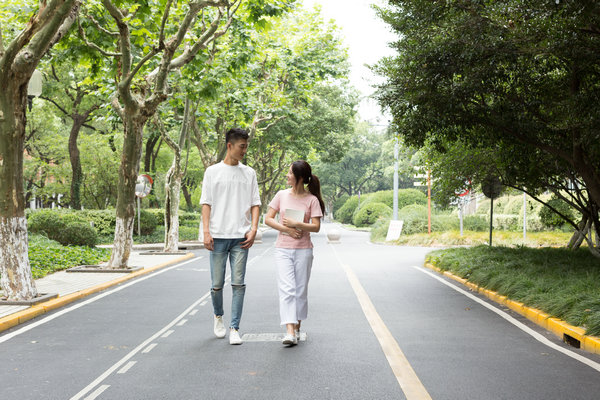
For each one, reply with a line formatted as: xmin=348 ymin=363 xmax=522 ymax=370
xmin=424 ymin=262 xmax=600 ymax=356
xmin=0 ymin=252 xmax=196 ymax=334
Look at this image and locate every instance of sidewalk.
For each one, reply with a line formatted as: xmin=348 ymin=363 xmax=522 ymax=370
xmin=0 ymin=251 xmax=196 ymax=333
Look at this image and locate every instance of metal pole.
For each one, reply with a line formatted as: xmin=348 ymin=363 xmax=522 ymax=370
xmin=523 ymin=192 xmax=527 ymax=240
xmin=393 ymin=138 xmax=399 ymax=220
xmin=427 ymin=169 xmax=431 ymax=234
xmin=137 ymin=196 xmax=141 ymax=236
xmin=459 ymin=201 xmax=463 ymax=236
xmin=489 ymin=197 xmax=493 ymax=246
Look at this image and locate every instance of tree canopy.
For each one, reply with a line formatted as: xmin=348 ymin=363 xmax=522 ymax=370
xmin=375 ymin=0 xmax=600 ymax=254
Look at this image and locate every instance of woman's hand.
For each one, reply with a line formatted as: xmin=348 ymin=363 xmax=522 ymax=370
xmin=286 ymin=227 xmax=302 ymax=239
xmin=282 ymin=217 xmax=298 ymax=229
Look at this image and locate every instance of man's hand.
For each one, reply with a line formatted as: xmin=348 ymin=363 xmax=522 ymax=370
xmin=241 ymin=229 xmax=257 ymax=249
xmin=203 ymin=232 xmax=214 ymax=251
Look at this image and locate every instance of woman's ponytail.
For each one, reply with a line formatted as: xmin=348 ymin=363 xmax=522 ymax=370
xmin=307 ymin=174 xmax=325 ymax=214
xmin=291 ymin=160 xmax=326 ymax=214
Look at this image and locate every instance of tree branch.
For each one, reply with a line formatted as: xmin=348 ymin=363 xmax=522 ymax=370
xmin=77 ymin=17 xmax=122 ymax=57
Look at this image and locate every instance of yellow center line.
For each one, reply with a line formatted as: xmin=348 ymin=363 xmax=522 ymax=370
xmin=331 ymin=245 xmax=432 ymax=400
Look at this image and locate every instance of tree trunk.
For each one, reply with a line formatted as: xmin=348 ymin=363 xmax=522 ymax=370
xmin=69 ymin=117 xmax=84 ymax=209
xmin=107 ymin=116 xmax=145 ymax=269
xmin=182 ymin=182 xmax=193 ymax=211
xmin=567 ymin=216 xmax=588 ymax=250
xmin=163 ymin=161 xmax=181 ymax=252
xmin=0 ymin=87 xmax=38 ymax=300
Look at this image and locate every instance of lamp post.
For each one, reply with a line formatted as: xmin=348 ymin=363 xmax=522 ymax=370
xmin=27 ymin=69 xmax=43 ymax=111
xmin=393 ymin=137 xmax=399 ymax=220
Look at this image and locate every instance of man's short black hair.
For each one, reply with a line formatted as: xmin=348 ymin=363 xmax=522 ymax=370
xmin=226 ymin=127 xmax=249 ymax=144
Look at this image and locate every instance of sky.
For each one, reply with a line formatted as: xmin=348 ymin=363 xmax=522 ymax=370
xmin=300 ymin=0 xmax=397 ymax=125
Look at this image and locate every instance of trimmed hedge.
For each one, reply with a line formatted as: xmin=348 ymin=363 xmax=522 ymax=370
xmin=336 ymin=189 xmax=427 ymax=226
xmin=28 ymin=210 xmax=97 ymax=247
xmin=353 ymin=202 xmax=392 ymax=227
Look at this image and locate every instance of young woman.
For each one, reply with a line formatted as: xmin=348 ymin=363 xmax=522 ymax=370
xmin=265 ymin=160 xmax=325 ymax=346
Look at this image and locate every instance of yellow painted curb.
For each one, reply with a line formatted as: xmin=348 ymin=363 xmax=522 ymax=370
xmin=0 ymin=252 xmax=195 ymax=334
xmin=424 ymin=262 xmax=600 ymax=355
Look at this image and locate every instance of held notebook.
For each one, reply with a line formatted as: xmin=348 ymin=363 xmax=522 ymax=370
xmin=281 ymin=208 xmax=304 ymax=236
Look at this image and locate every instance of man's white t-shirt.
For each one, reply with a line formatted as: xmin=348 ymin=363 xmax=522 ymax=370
xmin=200 ymin=161 xmax=261 ymax=239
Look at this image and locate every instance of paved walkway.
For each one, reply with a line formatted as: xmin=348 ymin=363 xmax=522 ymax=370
xmin=0 ymin=251 xmax=195 ymax=323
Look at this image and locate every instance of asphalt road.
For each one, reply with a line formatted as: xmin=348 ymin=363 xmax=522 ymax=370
xmin=2 ymin=224 xmax=600 ymax=400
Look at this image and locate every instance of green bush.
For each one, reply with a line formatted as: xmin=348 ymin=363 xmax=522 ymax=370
xmin=59 ymin=221 xmax=98 ymax=247
xmin=81 ymin=209 xmax=115 ymax=235
xmin=539 ymin=197 xmax=575 ymax=229
xmin=504 ymin=196 xmax=524 ymax=214
xmin=353 ymin=202 xmax=392 ymax=227
xmin=28 ymin=210 xmax=97 ymax=246
xmin=335 ymin=195 xmax=359 ymax=224
xmin=463 ymin=215 xmax=488 ymax=231
xmin=138 ymin=209 xmax=159 ymax=235
xmin=333 ymin=194 xmax=349 ymax=215
xmin=360 ymin=189 xmax=427 ymax=210
xmin=27 ymin=235 xmax=110 ymax=278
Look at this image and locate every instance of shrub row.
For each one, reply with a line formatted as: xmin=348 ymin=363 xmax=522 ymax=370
xmin=335 ymin=189 xmax=427 ymax=227
xmin=26 ymin=208 xmax=200 ymax=246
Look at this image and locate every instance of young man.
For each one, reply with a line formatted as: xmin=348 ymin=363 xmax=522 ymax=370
xmin=200 ymin=128 xmax=261 ymax=345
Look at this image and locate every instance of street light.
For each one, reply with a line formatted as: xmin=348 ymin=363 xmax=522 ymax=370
xmin=27 ymin=69 xmax=43 ymax=111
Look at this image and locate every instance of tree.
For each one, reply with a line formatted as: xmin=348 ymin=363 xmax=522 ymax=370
xmin=0 ymin=0 xmax=80 ymax=300
xmin=375 ymin=0 xmax=600 ymax=255
xmin=313 ymin=121 xmax=389 ymax=204
xmin=40 ymin=64 xmax=103 ymax=209
xmin=78 ymin=0 xmax=244 ymax=268
xmin=188 ymin=6 xmax=353 ymax=207
xmin=157 ymin=99 xmax=193 ymax=252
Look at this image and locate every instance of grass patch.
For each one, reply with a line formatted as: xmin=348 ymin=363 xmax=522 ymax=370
xmin=28 ymin=235 xmax=111 ymax=279
xmin=426 ymin=245 xmax=600 ymax=336
xmin=373 ymin=229 xmax=573 ymax=248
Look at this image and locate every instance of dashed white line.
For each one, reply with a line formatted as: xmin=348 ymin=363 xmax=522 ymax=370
xmin=117 ymin=361 xmax=137 ymax=374
xmin=0 ymin=257 xmax=203 ymax=344
xmin=84 ymin=385 xmax=110 ymax=400
xmin=176 ymin=319 xmax=188 ymax=327
xmin=142 ymin=343 xmax=158 ymax=354
xmin=189 ymin=309 xmax=199 ymax=315
xmin=162 ymin=330 xmax=175 ymax=338
xmin=69 ymin=248 xmax=272 ymax=400
xmin=200 ymin=301 xmax=208 ymax=306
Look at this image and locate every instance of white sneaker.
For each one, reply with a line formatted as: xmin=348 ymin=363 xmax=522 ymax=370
xmin=213 ymin=316 xmax=226 ymax=338
xmin=229 ymin=329 xmax=242 ymax=345
xmin=282 ymin=333 xmax=297 ymax=346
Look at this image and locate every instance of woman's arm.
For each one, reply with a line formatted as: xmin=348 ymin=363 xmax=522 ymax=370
xmin=265 ymin=207 xmax=302 ymax=239
xmin=283 ymin=216 xmax=320 ymax=233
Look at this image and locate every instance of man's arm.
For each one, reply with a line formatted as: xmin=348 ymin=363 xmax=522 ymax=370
xmin=202 ymin=204 xmax=214 ymax=251
xmin=241 ymin=205 xmax=260 ymax=249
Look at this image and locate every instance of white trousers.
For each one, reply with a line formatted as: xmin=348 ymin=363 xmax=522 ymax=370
xmin=275 ymin=248 xmax=314 ymax=326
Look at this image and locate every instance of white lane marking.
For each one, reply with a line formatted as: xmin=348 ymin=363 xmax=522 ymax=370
xmin=117 ymin=361 xmax=136 ymax=374
xmin=200 ymin=301 xmax=208 ymax=306
xmin=0 ymin=257 xmax=203 ymax=344
xmin=84 ymin=385 xmax=110 ymax=400
xmin=176 ymin=319 xmax=188 ymax=327
xmin=415 ymin=266 xmax=600 ymax=373
xmin=70 ymin=250 xmax=270 ymax=400
xmin=142 ymin=343 xmax=158 ymax=354
xmin=189 ymin=309 xmax=198 ymax=316
xmin=161 ymin=330 xmax=175 ymax=338
xmin=331 ymin=246 xmax=432 ymax=400
xmin=69 ymin=291 xmax=210 ymax=400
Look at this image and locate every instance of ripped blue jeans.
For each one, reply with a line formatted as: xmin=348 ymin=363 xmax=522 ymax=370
xmin=210 ymin=238 xmax=248 ymax=330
